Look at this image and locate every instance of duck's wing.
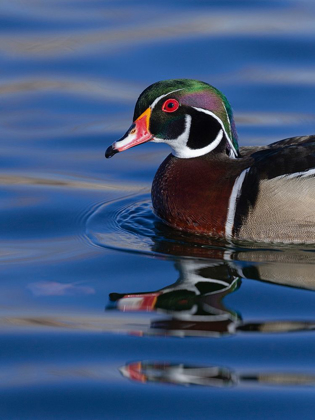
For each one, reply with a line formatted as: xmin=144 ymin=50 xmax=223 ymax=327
xmin=237 ymin=135 xmax=315 ymax=243
xmin=242 ymin=134 xmax=315 ymax=179
xmin=268 ymin=134 xmax=315 ymax=149
xmin=240 ymin=135 xmax=315 ymax=159
xmin=239 ymin=145 xmax=269 ymax=157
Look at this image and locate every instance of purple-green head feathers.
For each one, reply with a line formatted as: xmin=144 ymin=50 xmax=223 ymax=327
xmin=133 ymin=79 xmax=239 ymax=154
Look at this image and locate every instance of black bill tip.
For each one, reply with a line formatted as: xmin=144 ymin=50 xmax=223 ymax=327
xmin=105 ymin=145 xmax=119 ymax=159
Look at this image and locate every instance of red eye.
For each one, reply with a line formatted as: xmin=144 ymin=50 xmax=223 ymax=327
xmin=162 ymin=98 xmax=179 ymax=113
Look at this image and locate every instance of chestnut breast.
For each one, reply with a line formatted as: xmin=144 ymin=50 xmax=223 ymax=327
xmin=152 ymin=154 xmax=241 ymax=237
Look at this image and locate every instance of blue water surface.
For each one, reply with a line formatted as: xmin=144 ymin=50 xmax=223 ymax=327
xmin=2 ymin=0 xmax=315 ymax=418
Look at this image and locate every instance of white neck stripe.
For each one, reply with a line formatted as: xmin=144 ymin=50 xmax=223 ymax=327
xmin=222 ymin=101 xmax=233 ymax=148
xmin=225 ymin=167 xmax=250 ymax=239
xmin=192 ymin=106 xmax=238 ymax=158
xmin=150 ymin=88 xmax=184 ymax=110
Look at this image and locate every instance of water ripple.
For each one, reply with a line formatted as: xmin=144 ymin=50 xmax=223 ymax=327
xmin=86 ymin=193 xmax=315 ymax=266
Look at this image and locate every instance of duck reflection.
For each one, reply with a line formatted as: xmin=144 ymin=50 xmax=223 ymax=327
xmin=107 ymin=217 xmax=315 ymax=388
xmin=108 ymin=257 xmax=315 ymax=338
xmin=120 ymin=361 xmax=315 ymax=388
xmin=152 ymin=218 xmax=315 ymax=291
xmin=109 ymin=260 xmax=241 ymax=337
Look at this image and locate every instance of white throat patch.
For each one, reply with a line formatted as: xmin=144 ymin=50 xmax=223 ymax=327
xmin=152 ymin=114 xmax=224 ymax=159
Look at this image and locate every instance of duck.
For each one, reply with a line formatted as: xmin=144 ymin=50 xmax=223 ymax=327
xmin=105 ymin=79 xmax=315 ymax=244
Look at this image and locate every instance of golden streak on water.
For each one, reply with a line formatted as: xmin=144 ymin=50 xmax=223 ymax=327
xmin=1 ymin=10 xmax=315 ymax=56
xmin=0 ymin=78 xmax=141 ymax=102
xmin=0 ymin=173 xmax=148 ymax=192
xmin=0 ymin=314 xmax=151 ymax=333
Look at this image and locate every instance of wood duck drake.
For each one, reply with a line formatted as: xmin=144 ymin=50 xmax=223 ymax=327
xmin=105 ymin=79 xmax=315 ymax=244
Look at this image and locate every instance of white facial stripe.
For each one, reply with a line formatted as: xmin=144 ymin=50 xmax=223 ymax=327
xmin=225 ymin=167 xmax=250 ymax=239
xmin=192 ymin=106 xmax=237 ymax=158
xmin=150 ymin=88 xmax=184 ymax=110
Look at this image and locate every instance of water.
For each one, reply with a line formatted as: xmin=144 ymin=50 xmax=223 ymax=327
xmin=2 ymin=0 xmax=315 ymax=418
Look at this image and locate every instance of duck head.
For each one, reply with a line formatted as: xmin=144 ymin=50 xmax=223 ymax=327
xmin=105 ymin=79 xmax=239 ymax=159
